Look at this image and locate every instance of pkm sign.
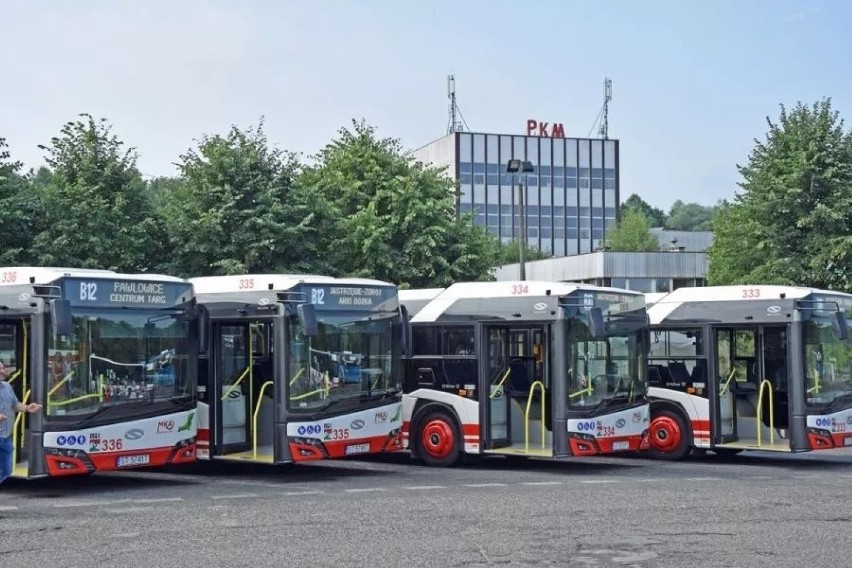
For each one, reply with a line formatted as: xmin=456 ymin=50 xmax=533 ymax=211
xmin=526 ymin=119 xmax=565 ymax=138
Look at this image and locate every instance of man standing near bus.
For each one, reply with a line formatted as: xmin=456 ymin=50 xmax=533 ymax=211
xmin=0 ymin=379 xmax=42 ymax=485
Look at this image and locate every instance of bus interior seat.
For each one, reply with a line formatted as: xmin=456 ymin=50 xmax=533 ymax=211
xmin=648 ymin=365 xmax=664 ymax=386
xmin=667 ymin=361 xmax=691 ymax=385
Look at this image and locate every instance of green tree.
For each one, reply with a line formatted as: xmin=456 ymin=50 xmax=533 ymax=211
xmin=496 ymin=238 xmax=551 ymax=265
xmin=162 ymin=120 xmax=316 ymax=277
xmin=665 ymin=200 xmax=716 ymax=231
xmin=300 ymin=120 xmax=500 ymax=288
xmin=606 ymin=209 xmax=660 ymax=252
xmin=708 ymin=99 xmax=852 ymax=289
xmin=0 ymin=137 xmax=35 ymax=263
xmin=29 ymin=115 xmax=162 ymax=271
xmin=621 ymin=193 xmax=667 ymax=227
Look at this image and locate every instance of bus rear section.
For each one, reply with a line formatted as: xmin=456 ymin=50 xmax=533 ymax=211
xmin=645 ymin=285 xmax=852 ymax=460
xmin=1 ymin=267 xmax=200 ymax=479
xmin=399 ymin=281 xmax=650 ymax=467
xmin=191 ymin=275 xmax=405 ymax=465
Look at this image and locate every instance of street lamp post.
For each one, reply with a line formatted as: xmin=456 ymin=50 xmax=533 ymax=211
xmin=506 ymin=159 xmax=535 ymax=281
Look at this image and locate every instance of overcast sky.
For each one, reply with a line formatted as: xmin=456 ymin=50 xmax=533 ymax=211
xmin=2 ymin=0 xmax=849 ymax=210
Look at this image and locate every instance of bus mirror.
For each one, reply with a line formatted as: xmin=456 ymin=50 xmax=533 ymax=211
xmin=834 ymin=311 xmax=848 ymax=340
xmin=588 ymin=307 xmax=606 ymax=338
xmin=50 ymin=298 xmax=72 ymax=337
xmin=400 ymin=305 xmax=410 ymax=356
xmin=198 ymin=306 xmax=210 ymax=355
xmin=298 ymin=303 xmax=318 ymax=336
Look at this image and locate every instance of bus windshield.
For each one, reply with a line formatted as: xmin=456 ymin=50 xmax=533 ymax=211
xmin=565 ymin=308 xmax=648 ymax=410
xmin=47 ymin=308 xmax=193 ymax=418
xmin=287 ymin=310 xmax=401 ymax=412
xmin=804 ymin=311 xmax=852 ymax=413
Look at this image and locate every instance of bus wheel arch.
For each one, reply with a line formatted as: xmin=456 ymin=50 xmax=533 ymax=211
xmin=647 ymin=401 xmax=691 ymax=460
xmin=411 ymin=402 xmax=463 ymax=467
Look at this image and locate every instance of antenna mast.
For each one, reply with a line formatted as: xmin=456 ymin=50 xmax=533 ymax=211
xmin=599 ymin=77 xmax=612 ymax=139
xmin=447 ymin=74 xmax=464 ymax=134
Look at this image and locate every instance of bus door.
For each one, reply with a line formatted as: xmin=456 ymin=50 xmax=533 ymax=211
xmin=1 ymin=320 xmax=31 ymax=477
xmin=714 ymin=326 xmax=789 ymax=448
xmin=215 ymin=321 xmax=275 ymax=460
xmin=483 ymin=324 xmax=549 ymax=452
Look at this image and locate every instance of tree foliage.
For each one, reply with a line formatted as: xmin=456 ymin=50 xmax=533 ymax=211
xmin=301 ymin=120 xmax=500 ymax=288
xmin=708 ymin=99 xmax=852 ymax=289
xmin=161 ymin=121 xmax=316 ymax=277
xmin=665 ymin=200 xmax=715 ymax=231
xmin=0 ymin=138 xmax=34 ymax=263
xmin=621 ymin=193 xmax=667 ymax=228
xmin=496 ymin=239 xmax=551 ymax=266
xmin=28 ymin=115 xmax=161 ymax=271
xmin=606 ymin=209 xmax=660 ymax=252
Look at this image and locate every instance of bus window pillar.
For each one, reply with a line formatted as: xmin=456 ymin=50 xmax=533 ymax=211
xmin=551 ymin=320 xmax=568 ymax=457
xmin=788 ymin=313 xmax=808 ymax=451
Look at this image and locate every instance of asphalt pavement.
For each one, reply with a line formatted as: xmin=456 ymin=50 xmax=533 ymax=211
xmin=1 ymin=448 xmax=850 ymax=568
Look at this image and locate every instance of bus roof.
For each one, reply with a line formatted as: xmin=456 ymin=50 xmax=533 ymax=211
xmin=190 ymin=274 xmax=394 ymax=295
xmin=646 ymin=285 xmax=852 ymax=325
xmin=0 ymin=267 xmax=186 ymax=286
xmin=401 ymin=281 xmax=641 ymax=323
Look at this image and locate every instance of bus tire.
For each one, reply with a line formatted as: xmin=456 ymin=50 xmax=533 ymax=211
xmin=647 ymin=408 xmax=690 ymax=460
xmin=415 ymin=409 xmax=461 ymax=467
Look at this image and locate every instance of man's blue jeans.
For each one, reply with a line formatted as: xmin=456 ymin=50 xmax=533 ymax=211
xmin=0 ymin=436 xmax=13 ymax=484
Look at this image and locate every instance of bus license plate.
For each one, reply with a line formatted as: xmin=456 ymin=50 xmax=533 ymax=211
xmin=845 ymin=437 xmax=852 ymax=447
xmin=117 ymin=455 xmax=150 ymax=468
xmin=612 ymin=441 xmax=630 ymax=451
xmin=345 ymin=443 xmax=370 ymax=456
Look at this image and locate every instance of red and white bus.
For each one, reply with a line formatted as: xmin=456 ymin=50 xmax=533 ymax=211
xmin=645 ymin=285 xmax=852 ymax=459
xmin=190 ymin=275 xmax=406 ymax=464
xmin=1 ymin=267 xmax=202 ymax=478
xmin=399 ymin=281 xmax=650 ymax=466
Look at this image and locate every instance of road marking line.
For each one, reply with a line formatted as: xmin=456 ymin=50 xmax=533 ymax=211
xmin=638 ymin=478 xmax=658 ymax=483
xmin=747 ymin=475 xmax=775 ymax=480
xmin=521 ymin=481 xmax=563 ymax=486
xmin=131 ymin=497 xmax=184 ymax=504
xmin=344 ymin=487 xmax=386 ymax=493
xmin=0 ymin=505 xmax=19 ymax=511
xmin=462 ymin=483 xmax=508 ymax=488
xmin=686 ymin=477 xmax=722 ymax=481
xmin=53 ymin=500 xmax=128 ymax=508
xmin=281 ymin=490 xmax=324 ymax=496
xmin=579 ymin=479 xmax=620 ymax=484
xmin=211 ymin=493 xmax=259 ymax=500
xmin=404 ymin=485 xmax=447 ymax=490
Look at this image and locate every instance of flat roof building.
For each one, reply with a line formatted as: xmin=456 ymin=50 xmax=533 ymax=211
xmin=413 ymin=129 xmax=619 ymax=257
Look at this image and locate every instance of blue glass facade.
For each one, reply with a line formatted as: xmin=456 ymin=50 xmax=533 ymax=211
xmin=451 ymin=132 xmax=619 ymax=256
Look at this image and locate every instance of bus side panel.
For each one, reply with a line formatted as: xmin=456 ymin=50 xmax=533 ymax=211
xmin=567 ymin=404 xmax=650 ymax=454
xmin=402 ymin=390 xmax=480 ymax=453
xmin=197 ymin=400 xmax=211 ymax=459
xmin=648 ymin=387 xmax=710 ymax=447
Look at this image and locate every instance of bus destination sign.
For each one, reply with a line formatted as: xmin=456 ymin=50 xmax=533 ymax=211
xmin=300 ymin=284 xmax=398 ymax=311
xmin=62 ymin=278 xmax=192 ymax=309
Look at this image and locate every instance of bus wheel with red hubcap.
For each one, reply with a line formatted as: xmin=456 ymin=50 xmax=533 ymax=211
xmin=417 ymin=410 xmax=461 ymax=467
xmin=647 ymin=409 xmax=690 ymax=460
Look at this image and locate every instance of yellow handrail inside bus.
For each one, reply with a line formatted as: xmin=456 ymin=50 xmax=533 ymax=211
xmin=524 ymin=380 xmax=546 ymax=452
xmin=221 ymin=365 xmax=251 ymax=401
xmin=6 ymin=369 xmax=21 ymax=385
xmin=288 ymin=367 xmax=305 ymax=386
xmin=719 ymin=367 xmax=737 ymax=396
xmin=489 ymin=368 xmax=511 ymax=399
xmin=11 ymin=389 xmax=31 ymax=466
xmin=289 ymin=371 xmax=331 ymax=401
xmin=807 ymin=369 xmax=821 ymax=395
xmin=756 ymin=379 xmax=775 ymax=447
xmin=252 ymin=380 xmax=274 ymax=460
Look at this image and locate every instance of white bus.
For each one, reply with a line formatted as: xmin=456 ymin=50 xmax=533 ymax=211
xmin=1 ymin=267 xmax=202 ymax=479
xmin=645 ymin=285 xmax=852 ymax=459
xmin=191 ymin=275 xmax=406 ymax=464
xmin=399 ymin=281 xmax=651 ymax=466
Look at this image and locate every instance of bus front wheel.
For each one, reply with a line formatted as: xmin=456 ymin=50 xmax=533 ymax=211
xmin=416 ymin=410 xmax=461 ymax=467
xmin=647 ymin=409 xmax=690 ymax=460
